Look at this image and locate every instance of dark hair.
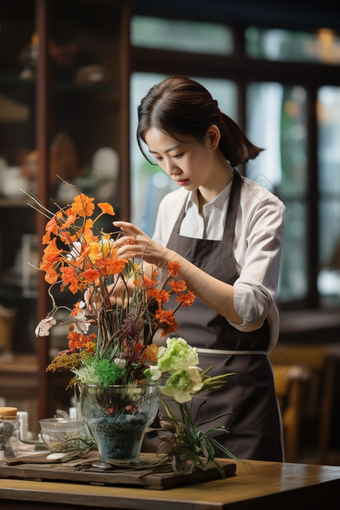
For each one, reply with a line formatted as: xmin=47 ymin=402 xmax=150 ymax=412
xmin=137 ymin=76 xmax=263 ymax=167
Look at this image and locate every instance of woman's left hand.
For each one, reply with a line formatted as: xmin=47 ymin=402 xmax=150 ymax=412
xmin=113 ymin=221 xmax=169 ymax=266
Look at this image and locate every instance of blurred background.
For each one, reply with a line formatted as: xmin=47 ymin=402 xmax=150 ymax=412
xmin=0 ymin=0 xmax=340 ymax=465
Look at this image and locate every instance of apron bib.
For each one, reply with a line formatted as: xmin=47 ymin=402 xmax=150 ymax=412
xmin=165 ymin=169 xmax=283 ymax=462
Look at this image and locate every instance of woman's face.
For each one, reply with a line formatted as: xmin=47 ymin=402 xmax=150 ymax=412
xmin=144 ymin=126 xmax=219 ymax=192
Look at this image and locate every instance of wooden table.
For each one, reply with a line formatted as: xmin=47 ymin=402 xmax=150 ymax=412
xmin=1 ymin=460 xmax=340 ymax=510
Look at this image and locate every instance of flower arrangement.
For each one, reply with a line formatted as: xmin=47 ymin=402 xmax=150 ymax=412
xmin=26 ymin=183 xmax=237 ymax=473
xmin=28 ymin=186 xmax=196 ymax=389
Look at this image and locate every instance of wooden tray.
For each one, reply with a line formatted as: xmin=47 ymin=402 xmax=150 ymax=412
xmin=0 ymin=452 xmax=236 ymax=490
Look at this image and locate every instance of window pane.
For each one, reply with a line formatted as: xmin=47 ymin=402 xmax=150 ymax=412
xmin=318 ymin=201 xmax=340 ymax=306
xmin=131 ymin=16 xmax=233 ymax=55
xmin=130 ymin=73 xmax=237 ymax=237
xmin=246 ymin=27 xmax=340 ymax=64
xmin=278 ymin=202 xmax=308 ymax=302
xmin=246 ymin=83 xmax=307 ymax=198
xmin=318 ymin=87 xmax=340 ymax=194
xmin=246 ymin=82 xmax=308 ymax=302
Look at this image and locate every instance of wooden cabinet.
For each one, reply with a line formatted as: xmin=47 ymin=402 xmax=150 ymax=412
xmin=0 ymin=0 xmax=131 ymax=421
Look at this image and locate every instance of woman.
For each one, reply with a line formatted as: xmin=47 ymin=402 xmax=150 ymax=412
xmin=113 ymin=76 xmax=285 ymax=462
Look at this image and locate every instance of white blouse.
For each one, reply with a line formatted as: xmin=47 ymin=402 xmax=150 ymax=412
xmin=152 ymin=175 xmax=286 ymax=352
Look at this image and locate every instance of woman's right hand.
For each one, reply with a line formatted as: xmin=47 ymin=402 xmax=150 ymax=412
xmin=113 ymin=221 xmax=171 ymax=266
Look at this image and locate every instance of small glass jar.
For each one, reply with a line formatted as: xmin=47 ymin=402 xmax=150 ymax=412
xmin=0 ymin=409 xmax=20 ymax=460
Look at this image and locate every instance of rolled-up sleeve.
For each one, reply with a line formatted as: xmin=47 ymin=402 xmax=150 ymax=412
xmin=228 ymin=197 xmax=285 ymax=332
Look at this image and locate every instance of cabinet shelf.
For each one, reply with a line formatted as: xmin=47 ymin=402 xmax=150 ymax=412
xmin=0 ymin=289 xmax=37 ymax=300
xmin=0 ymin=75 xmax=120 ymax=96
xmin=0 ymin=198 xmax=34 ymax=208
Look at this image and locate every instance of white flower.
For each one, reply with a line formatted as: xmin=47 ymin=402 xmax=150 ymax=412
xmin=114 ymin=358 xmax=127 ymax=369
xmin=66 ymin=242 xmax=82 ymax=261
xmin=73 ymin=309 xmax=90 ymax=335
xmin=147 ymin=365 xmax=162 ymax=380
xmin=72 ymin=302 xmax=90 ymax=335
xmin=35 ymin=317 xmax=57 ymax=337
xmin=160 ymin=366 xmax=203 ymax=403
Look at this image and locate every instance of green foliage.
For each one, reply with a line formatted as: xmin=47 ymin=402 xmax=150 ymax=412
xmin=90 ymin=358 xmax=127 ymax=387
xmin=157 ymin=397 xmax=242 ymax=477
xmin=196 ymin=365 xmax=236 ymax=394
xmin=72 ymin=357 xmax=126 ymax=386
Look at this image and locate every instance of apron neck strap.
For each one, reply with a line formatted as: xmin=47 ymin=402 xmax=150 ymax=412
xmin=223 ymin=168 xmax=241 ymax=242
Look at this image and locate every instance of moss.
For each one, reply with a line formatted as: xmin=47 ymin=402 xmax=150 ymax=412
xmin=91 ymin=358 xmax=127 ymax=386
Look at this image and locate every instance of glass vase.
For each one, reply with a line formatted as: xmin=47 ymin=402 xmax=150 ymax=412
xmin=79 ymin=383 xmax=159 ymax=463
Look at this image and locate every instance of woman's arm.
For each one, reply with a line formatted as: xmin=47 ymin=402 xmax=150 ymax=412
xmin=113 ymin=221 xmax=243 ymax=325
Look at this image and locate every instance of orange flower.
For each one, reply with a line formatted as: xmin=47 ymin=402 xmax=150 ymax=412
xmin=45 ymin=272 xmax=59 ymax=284
xmin=98 ymin=203 xmax=115 ymax=215
xmin=141 ymin=343 xmax=158 ymax=363
xmin=42 ymin=231 xmax=51 ymax=244
xmin=90 ymin=242 xmax=104 ymax=263
xmin=68 ymin=330 xmax=81 ymax=349
xmin=60 ymin=266 xmax=79 ymax=294
xmin=162 ymin=319 xmax=178 ymax=337
xmin=146 ymin=287 xmax=159 ymax=299
xmin=176 ymin=291 xmax=196 ymax=308
xmin=155 ymin=309 xmax=179 ymax=336
xmin=134 ymin=341 xmax=144 ymax=354
xmin=59 ymin=231 xmax=74 ymax=244
xmin=69 ymin=302 xmax=82 ymax=317
xmin=44 ymin=211 xmax=63 ymax=236
xmin=80 ymin=269 xmax=100 ymax=283
xmin=155 ymin=309 xmax=174 ymax=325
xmin=68 ymin=330 xmax=96 ymax=350
xmin=84 ymin=219 xmax=93 ymax=229
xmin=84 ymin=341 xmax=95 ymax=354
xmin=41 ymin=238 xmax=63 ymax=264
xmin=60 ymin=213 xmax=77 ymax=229
xmin=169 ymin=279 xmax=187 ymax=293
xmin=72 ymin=194 xmax=95 ymax=217
xmin=166 ymin=260 xmax=181 ymax=277
xmin=105 ymin=256 xmax=127 ymax=276
xmin=148 ymin=289 xmax=169 ymax=304
xmin=72 ymin=245 xmax=92 ymax=266
xmin=143 ymin=276 xmax=153 ymax=289
xmin=82 ymin=228 xmax=96 ymax=244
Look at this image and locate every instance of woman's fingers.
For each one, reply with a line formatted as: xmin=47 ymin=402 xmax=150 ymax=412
xmin=114 ymin=222 xmax=148 ymax=259
xmin=113 ymin=221 xmax=142 ymax=238
xmin=113 ymin=221 xmax=169 ymax=265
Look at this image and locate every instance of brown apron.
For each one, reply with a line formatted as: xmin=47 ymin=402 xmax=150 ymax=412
xmin=165 ymin=169 xmax=283 ymax=462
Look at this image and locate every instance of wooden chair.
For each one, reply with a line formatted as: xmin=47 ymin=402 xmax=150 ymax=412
xmin=318 ymin=345 xmax=340 ymax=464
xmin=270 ymin=344 xmax=340 ymax=464
xmin=272 ymin=364 xmax=310 ymax=462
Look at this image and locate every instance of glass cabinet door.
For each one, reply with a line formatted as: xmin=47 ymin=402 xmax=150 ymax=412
xmin=0 ymin=0 xmax=128 ymax=357
xmin=0 ymin=0 xmax=37 ymax=354
xmin=50 ymin=1 xmax=123 ymax=210
xmin=0 ymin=0 xmax=130 ymax=424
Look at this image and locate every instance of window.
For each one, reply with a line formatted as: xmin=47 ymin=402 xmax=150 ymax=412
xmin=246 ymin=83 xmax=308 ymax=302
xmin=131 ymin=16 xmax=233 ymax=55
xmin=318 ymin=87 xmax=340 ymax=306
xmin=130 ymin=17 xmax=340 ymax=309
xmin=246 ymin=27 xmax=340 ymax=64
